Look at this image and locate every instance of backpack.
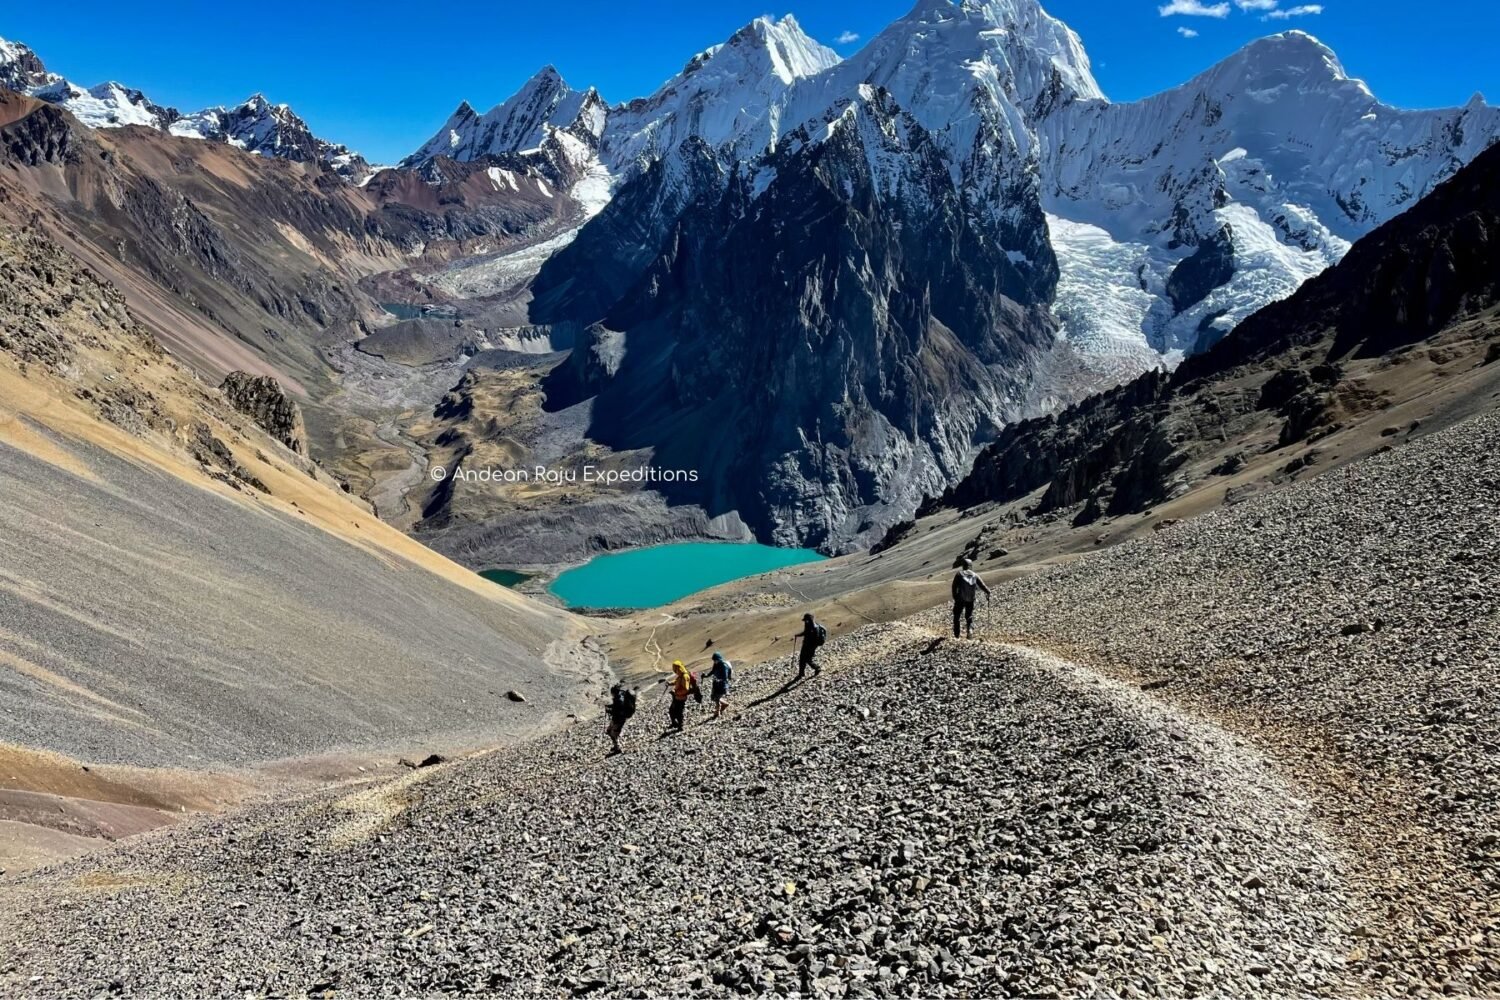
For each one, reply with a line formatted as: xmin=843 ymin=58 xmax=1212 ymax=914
xmin=954 ymin=570 xmax=979 ymax=603
xmin=616 ymin=689 xmax=637 ymax=719
xmin=720 ymin=659 xmax=733 ymax=684
xmin=812 ymin=623 xmax=827 ymax=647
xmin=689 ymin=671 xmax=703 ymax=703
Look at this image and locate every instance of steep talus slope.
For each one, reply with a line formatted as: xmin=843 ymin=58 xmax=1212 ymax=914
xmin=933 ymin=139 xmax=1500 ymax=522
xmin=951 ymin=405 xmax=1500 ymax=995
xmin=3 ymin=344 xmax=1494 ymax=997
xmin=0 ymin=624 xmax=1361 ymax=997
xmin=0 ymin=88 xmax=385 ymax=385
xmin=0 ymin=222 xmax=595 ymax=767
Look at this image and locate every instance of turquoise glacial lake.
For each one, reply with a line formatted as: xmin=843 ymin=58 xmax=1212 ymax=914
xmin=549 ymin=542 xmax=825 ymax=609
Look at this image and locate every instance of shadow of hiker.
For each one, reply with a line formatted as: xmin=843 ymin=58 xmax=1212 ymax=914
xmin=747 ymin=675 xmax=808 ymax=710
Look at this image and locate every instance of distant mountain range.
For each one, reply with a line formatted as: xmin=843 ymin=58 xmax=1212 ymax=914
xmin=3 ymin=0 xmax=1498 ymax=551
xmin=0 ymin=36 xmax=370 ymax=180
xmin=399 ymin=0 xmax=1499 ymax=547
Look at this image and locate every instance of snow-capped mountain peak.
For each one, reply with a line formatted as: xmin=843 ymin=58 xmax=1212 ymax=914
xmin=1192 ymin=30 xmax=1370 ymax=102
xmin=962 ymin=0 xmax=1105 ymax=104
xmin=24 ymin=79 xmax=178 ymax=129
xmin=849 ymin=0 xmax=1105 ymax=108
xmin=400 ymin=65 xmax=599 ymax=168
xmin=167 ymin=93 xmax=366 ymax=177
xmin=598 ymin=14 xmax=840 ymax=171
xmin=765 ymin=0 xmax=1100 ymax=175
xmin=1036 ymin=26 xmax=1500 ymax=376
xmin=0 ymin=35 xmax=57 ymax=92
xmin=730 ymin=14 xmax=841 ymax=85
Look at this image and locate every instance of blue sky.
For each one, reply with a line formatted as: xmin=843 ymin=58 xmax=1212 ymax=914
xmin=4 ymin=0 xmax=1497 ymax=164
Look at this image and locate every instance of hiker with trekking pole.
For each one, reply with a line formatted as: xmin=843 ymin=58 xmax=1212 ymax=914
xmin=952 ymin=557 xmax=991 ymax=639
xmin=792 ymin=613 xmax=826 ymax=679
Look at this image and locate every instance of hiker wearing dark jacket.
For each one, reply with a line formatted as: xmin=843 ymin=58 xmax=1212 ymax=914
xmin=605 ymin=683 xmax=637 ymax=755
xmin=707 ymin=651 xmax=733 ymax=719
xmin=951 ymin=558 xmax=991 ymax=639
xmin=792 ymin=613 xmax=825 ymax=679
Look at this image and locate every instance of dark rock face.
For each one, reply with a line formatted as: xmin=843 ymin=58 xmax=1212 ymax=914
xmin=364 ymin=141 xmax=594 ymax=250
xmin=927 ymin=371 xmax=1176 ymax=519
xmin=530 ymin=138 xmax=724 ymax=326
xmin=931 ymin=141 xmax=1500 ymax=521
xmin=0 ymin=41 xmax=51 ymax=92
xmin=219 ymin=372 xmax=309 ymax=455
xmin=0 ymin=101 xmax=75 ymax=167
xmin=1167 ymin=225 xmax=1235 ymax=313
xmin=538 ymin=92 xmax=1057 ymax=551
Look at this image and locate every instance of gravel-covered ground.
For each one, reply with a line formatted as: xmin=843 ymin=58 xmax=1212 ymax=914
xmin=4 ymin=388 xmax=1495 ymax=999
xmin=1 ymin=622 xmax=1362 ymax=997
xmin=946 ymin=407 xmax=1500 ymax=996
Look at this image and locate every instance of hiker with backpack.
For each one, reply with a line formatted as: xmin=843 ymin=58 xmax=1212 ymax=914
xmin=706 ymin=651 xmax=733 ymax=719
xmin=668 ymin=660 xmax=697 ymax=732
xmin=605 ymin=683 xmax=637 ymax=755
xmin=951 ymin=557 xmax=991 ymax=639
xmin=793 ymin=613 xmax=826 ymax=679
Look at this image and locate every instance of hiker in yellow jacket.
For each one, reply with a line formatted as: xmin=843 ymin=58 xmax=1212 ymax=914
xmin=668 ymin=660 xmax=696 ymax=732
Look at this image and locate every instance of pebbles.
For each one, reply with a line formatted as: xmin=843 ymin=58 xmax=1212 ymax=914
xmin=2 ymin=625 xmax=1362 ymax=997
xmin=958 ymin=407 xmax=1500 ymax=995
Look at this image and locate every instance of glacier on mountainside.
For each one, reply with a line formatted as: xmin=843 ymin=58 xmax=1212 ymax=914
xmin=1036 ymin=30 xmax=1497 ymax=377
xmin=404 ymin=3 xmax=1500 ymax=390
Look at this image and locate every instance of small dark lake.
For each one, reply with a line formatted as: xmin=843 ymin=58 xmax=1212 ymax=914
xmin=479 ymin=569 xmax=531 ymax=589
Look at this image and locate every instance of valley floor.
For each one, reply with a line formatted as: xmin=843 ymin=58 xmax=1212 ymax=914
xmin=2 ymin=406 xmax=1497 ymax=997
